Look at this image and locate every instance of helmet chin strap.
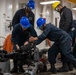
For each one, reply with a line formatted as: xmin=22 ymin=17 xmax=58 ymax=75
xmin=40 ymin=24 xmax=45 ymax=31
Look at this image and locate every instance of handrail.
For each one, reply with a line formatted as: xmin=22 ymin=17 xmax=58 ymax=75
xmin=0 ymin=36 xmax=5 ymax=39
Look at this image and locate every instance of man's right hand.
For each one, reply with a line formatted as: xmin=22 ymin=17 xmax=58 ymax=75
xmin=29 ymin=36 xmax=38 ymax=42
xmin=16 ymin=44 xmax=20 ymax=50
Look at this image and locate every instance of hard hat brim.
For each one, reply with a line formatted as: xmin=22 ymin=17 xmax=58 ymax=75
xmin=22 ymin=24 xmax=30 ymax=28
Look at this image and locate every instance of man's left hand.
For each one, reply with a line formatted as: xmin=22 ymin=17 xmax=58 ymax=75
xmin=24 ymin=41 xmax=29 ymax=46
xmin=29 ymin=36 xmax=35 ymax=42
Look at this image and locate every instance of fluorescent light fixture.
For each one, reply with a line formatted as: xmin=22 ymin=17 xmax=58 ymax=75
xmin=8 ymin=5 xmax=12 ymax=9
xmin=72 ymin=5 xmax=76 ymax=10
xmin=40 ymin=1 xmax=60 ymax=5
xmin=72 ymin=8 xmax=76 ymax=10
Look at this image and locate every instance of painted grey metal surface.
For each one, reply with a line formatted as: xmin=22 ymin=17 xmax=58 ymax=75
xmin=0 ymin=60 xmax=10 ymax=73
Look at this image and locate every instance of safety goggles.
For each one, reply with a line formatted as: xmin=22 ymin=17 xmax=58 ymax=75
xmin=55 ymin=7 xmax=59 ymax=11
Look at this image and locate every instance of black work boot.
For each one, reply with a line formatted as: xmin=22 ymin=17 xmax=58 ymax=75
xmin=43 ymin=65 xmax=47 ymax=72
xmin=67 ymin=62 xmax=73 ymax=71
xmin=10 ymin=67 xmax=18 ymax=73
xmin=48 ymin=64 xmax=57 ymax=74
xmin=19 ymin=66 xmax=25 ymax=73
xmin=73 ymin=63 xmax=76 ymax=69
xmin=57 ymin=63 xmax=69 ymax=72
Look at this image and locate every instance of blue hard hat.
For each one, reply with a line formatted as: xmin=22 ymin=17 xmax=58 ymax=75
xmin=27 ymin=0 xmax=35 ymax=9
xmin=37 ymin=18 xmax=46 ymax=28
xmin=20 ymin=16 xmax=30 ymax=28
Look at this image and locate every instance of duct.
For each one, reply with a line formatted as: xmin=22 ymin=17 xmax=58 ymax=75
xmin=67 ymin=0 xmax=76 ymax=4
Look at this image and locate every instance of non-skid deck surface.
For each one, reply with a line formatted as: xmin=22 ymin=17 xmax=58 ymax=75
xmin=12 ymin=63 xmax=76 ymax=75
xmin=12 ymin=70 xmax=76 ymax=75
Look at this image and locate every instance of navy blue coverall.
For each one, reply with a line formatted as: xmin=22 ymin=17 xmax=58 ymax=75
xmin=35 ymin=23 xmax=76 ymax=64
xmin=11 ymin=24 xmax=37 ymax=69
xmin=73 ymin=28 xmax=76 ymax=58
xmin=59 ymin=6 xmax=73 ymax=33
xmin=59 ymin=6 xmax=73 ymax=63
xmin=72 ymin=20 xmax=76 ymax=58
xmin=12 ymin=8 xmax=34 ymax=27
